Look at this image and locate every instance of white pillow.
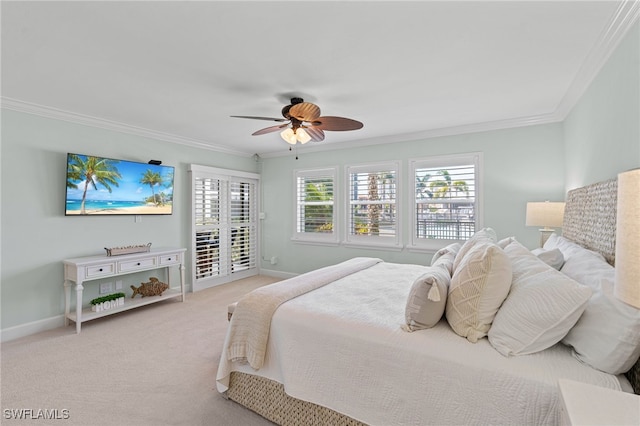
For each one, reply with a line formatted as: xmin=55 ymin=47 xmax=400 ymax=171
xmin=497 ymin=236 xmax=516 ymax=249
xmin=403 ymin=265 xmax=451 ymax=332
xmin=446 ymin=242 xmax=512 ymax=343
xmin=561 ymin=251 xmax=640 ymax=375
xmin=488 ymin=240 xmax=592 ymax=356
xmin=431 ymin=242 xmax=461 ymax=276
xmin=543 ymin=233 xmax=605 ymax=263
xmin=535 ymin=248 xmax=564 ymax=270
xmin=452 ymin=228 xmax=498 ymax=272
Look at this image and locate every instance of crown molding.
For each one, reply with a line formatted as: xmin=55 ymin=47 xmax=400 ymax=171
xmin=0 ymin=97 xmax=252 ymax=157
xmin=555 ymin=0 xmax=640 ymax=118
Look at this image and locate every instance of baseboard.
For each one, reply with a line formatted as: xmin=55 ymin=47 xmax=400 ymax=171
xmin=1 ymin=315 xmax=66 ymax=343
xmin=260 ymin=269 xmax=298 ymax=280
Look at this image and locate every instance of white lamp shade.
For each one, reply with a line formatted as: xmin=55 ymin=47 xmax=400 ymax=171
xmin=614 ymin=169 xmax=640 ymax=309
xmin=281 ymin=128 xmax=311 ymax=145
xmin=297 ymin=128 xmax=311 ymax=144
xmin=281 ymin=128 xmax=297 ymax=145
xmin=525 ymin=201 xmax=565 ymax=228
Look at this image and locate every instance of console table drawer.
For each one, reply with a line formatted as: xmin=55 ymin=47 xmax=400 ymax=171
xmin=86 ymin=263 xmax=116 ymax=278
xmin=118 ymin=257 xmax=157 ymax=272
xmin=159 ymin=253 xmax=181 ymax=266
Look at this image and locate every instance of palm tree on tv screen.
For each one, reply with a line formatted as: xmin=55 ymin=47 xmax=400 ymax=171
xmin=68 ymin=155 xmax=122 ymax=215
xmin=140 ymin=170 xmax=163 ymax=206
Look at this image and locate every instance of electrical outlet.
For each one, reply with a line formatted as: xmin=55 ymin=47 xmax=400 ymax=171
xmin=99 ymin=282 xmax=113 ymax=294
xmin=270 ymin=256 xmax=278 ymax=265
xmin=115 ymin=280 xmax=123 ymax=290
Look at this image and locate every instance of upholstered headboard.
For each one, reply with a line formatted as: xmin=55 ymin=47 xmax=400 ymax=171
xmin=563 ymin=178 xmax=617 ymax=265
xmin=563 ymin=177 xmax=639 ymax=394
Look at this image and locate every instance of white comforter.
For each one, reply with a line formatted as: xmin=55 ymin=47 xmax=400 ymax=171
xmin=217 ymin=261 xmax=628 ymax=426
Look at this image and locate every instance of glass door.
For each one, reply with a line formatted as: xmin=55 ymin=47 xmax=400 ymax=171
xmin=190 ymin=166 xmax=259 ymax=291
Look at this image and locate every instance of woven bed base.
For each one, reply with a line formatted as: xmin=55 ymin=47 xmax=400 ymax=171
xmin=226 ymin=372 xmax=366 ymax=426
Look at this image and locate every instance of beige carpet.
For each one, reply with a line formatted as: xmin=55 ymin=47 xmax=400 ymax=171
xmin=1 ymin=275 xmax=281 ymax=426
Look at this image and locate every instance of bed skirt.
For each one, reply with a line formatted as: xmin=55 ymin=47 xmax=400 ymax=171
xmin=226 ymin=372 xmax=366 ymax=426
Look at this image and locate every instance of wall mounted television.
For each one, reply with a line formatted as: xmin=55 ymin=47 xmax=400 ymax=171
xmin=65 ymin=153 xmax=175 ymax=216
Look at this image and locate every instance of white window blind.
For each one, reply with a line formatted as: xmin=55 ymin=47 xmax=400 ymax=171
xmin=229 ymin=180 xmax=257 ymax=273
xmin=346 ymin=162 xmax=400 ymax=248
xmin=293 ymin=168 xmax=337 ymax=244
xmin=411 ymin=153 xmax=482 ymax=250
xmin=194 ymin=177 xmax=225 ymax=280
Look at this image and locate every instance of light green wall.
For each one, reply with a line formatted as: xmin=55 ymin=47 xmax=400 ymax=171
xmin=564 ymin=21 xmax=640 ymax=189
xmin=0 ymin=110 xmax=257 ymax=330
xmin=259 ymin=123 xmax=566 ymax=275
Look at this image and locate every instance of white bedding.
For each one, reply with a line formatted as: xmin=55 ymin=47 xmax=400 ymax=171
xmin=217 ymin=261 xmax=630 ymax=426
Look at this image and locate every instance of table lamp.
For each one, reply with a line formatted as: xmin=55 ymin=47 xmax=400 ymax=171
xmin=526 ymin=201 xmax=565 ymax=247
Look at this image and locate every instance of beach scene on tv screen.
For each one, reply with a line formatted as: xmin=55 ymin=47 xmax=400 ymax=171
xmin=65 ymin=154 xmax=174 ymax=215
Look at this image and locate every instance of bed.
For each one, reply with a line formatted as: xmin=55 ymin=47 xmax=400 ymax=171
xmin=216 ymin=177 xmax=640 ymax=426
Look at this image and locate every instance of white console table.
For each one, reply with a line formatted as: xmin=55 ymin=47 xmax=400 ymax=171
xmin=63 ymin=247 xmax=186 ymax=333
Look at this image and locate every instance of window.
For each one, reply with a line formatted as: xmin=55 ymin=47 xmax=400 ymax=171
xmin=410 ymin=153 xmax=482 ymax=250
xmin=293 ymin=167 xmax=337 ymax=244
xmin=345 ymin=162 xmax=400 ymax=248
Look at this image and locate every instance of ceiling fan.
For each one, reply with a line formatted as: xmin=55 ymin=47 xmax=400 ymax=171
xmin=231 ymin=97 xmax=363 ymax=145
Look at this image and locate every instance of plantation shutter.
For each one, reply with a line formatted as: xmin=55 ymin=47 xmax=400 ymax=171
xmin=292 ymin=168 xmax=338 ymax=244
xmin=345 ymin=162 xmax=400 ymax=248
xmin=229 ymin=179 xmax=257 ymax=273
xmin=411 ymin=153 xmax=482 ymax=249
xmin=194 ymin=177 xmax=226 ymax=280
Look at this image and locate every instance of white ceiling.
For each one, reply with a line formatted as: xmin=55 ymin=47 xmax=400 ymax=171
xmin=2 ymin=1 xmax=638 ymax=157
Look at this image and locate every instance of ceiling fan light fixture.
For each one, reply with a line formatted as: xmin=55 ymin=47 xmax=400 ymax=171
xmin=297 ymin=128 xmax=311 ymax=144
xmin=281 ymin=128 xmax=297 ymax=145
xmin=281 ymin=127 xmax=311 ymax=145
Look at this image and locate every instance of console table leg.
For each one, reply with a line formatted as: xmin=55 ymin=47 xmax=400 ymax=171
xmin=179 ymin=263 xmax=186 ymax=302
xmin=63 ymin=280 xmax=71 ymax=327
xmin=75 ymin=282 xmax=84 ymax=334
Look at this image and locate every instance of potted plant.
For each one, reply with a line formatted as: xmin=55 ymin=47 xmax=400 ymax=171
xmin=91 ymin=292 xmax=126 ymax=312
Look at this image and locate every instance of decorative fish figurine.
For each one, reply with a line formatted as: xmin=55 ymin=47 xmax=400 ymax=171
xmin=131 ymin=277 xmax=169 ymax=298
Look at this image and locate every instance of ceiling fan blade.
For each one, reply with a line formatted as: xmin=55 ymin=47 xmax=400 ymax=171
xmin=312 ymin=116 xmax=363 ymax=131
xmin=289 ymin=102 xmax=321 ymax=122
xmin=231 ymin=115 xmax=288 ymax=122
xmin=252 ymin=124 xmax=289 ymax=136
xmin=304 ymin=126 xmax=325 ymax=142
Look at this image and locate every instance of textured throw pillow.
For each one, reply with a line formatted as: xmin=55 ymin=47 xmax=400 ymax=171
xmin=560 ymin=250 xmax=640 ymax=375
xmin=403 ymin=265 xmax=451 ymax=332
xmin=452 ymin=228 xmax=498 ymax=272
xmin=488 ymin=240 xmax=592 ymax=356
xmin=535 ymin=248 xmax=565 ymax=270
xmin=446 ymin=242 xmax=512 ymax=343
xmin=430 ymin=242 xmax=461 ymax=276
